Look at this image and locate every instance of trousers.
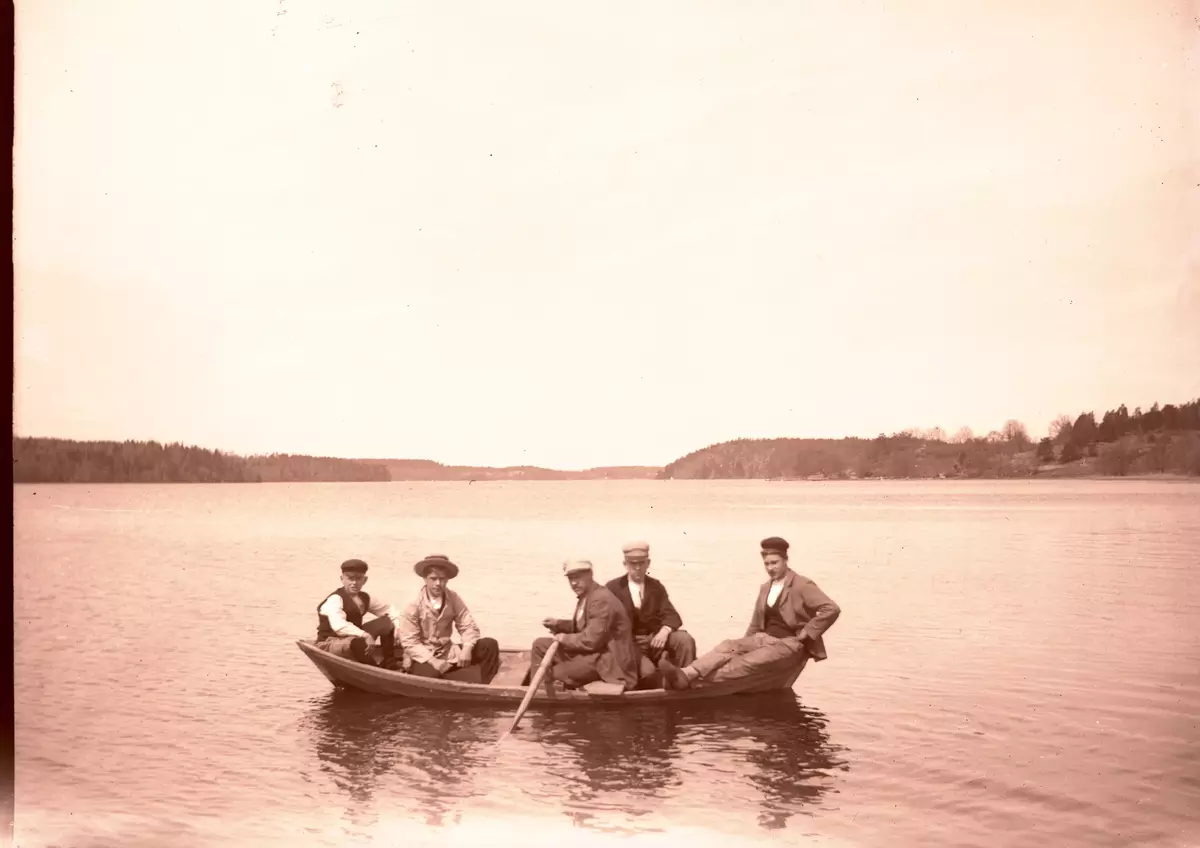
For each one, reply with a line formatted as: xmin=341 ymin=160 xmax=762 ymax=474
xmin=526 ymin=636 xmax=611 ymax=689
xmin=690 ymin=632 xmax=806 ymax=684
xmin=408 ymin=637 xmax=501 ymax=684
xmin=634 ymin=630 xmax=698 ymax=689
xmin=316 ymin=616 xmax=396 ymax=664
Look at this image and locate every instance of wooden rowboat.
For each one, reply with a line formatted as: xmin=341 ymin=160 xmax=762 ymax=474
xmin=296 ymin=639 xmax=808 ymax=706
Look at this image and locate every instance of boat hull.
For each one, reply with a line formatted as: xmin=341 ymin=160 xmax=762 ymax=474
xmin=296 ymin=639 xmax=806 ymax=706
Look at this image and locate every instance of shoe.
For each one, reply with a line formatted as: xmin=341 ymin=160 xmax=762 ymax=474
xmin=657 ymin=658 xmax=692 ymax=690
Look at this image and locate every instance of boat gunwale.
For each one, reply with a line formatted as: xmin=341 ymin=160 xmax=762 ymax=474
xmin=296 ymin=639 xmax=806 ymax=703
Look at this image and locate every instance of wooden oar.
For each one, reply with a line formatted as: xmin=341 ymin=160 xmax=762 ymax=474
xmin=500 ymin=640 xmax=559 ymax=740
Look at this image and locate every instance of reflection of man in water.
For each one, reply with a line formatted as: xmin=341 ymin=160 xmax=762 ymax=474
xmin=305 ymin=691 xmax=488 ymax=831
xmin=695 ymin=694 xmax=849 ymax=831
xmin=528 ymin=707 xmax=681 ymax=825
xmin=315 ymin=559 xmax=403 ymax=669
xmin=660 ymin=536 xmax=840 ymax=689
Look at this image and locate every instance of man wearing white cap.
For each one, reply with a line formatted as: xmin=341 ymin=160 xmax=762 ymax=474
xmin=524 ymin=559 xmax=640 ymax=691
xmin=606 ymin=541 xmax=697 ymax=689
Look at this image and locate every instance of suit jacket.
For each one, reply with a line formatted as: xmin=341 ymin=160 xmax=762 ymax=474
xmin=745 ymin=570 xmax=841 ymax=661
xmin=605 ymin=575 xmax=684 ymax=636
xmin=548 ymin=583 xmax=640 ymax=687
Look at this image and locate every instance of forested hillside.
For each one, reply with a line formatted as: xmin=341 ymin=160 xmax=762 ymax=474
xmin=12 ymin=437 xmax=390 ymax=483
xmin=659 ymin=399 xmax=1200 ymax=480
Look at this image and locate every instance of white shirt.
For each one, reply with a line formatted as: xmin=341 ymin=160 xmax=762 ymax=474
xmin=766 ymin=579 xmax=786 ymax=607
xmin=319 ymin=592 xmax=401 ymax=638
xmin=629 ymin=579 xmax=644 ymax=609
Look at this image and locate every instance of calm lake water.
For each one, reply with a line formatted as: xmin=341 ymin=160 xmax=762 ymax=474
xmin=12 ymin=480 xmax=1200 ymax=847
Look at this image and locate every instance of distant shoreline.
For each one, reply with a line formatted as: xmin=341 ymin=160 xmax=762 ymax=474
xmin=12 ymin=424 xmax=1200 ymax=484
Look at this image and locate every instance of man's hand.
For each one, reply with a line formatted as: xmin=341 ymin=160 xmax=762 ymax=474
xmin=361 ymin=633 xmax=377 ymax=651
xmin=650 ymin=626 xmax=671 ymax=652
xmin=553 ymin=633 xmax=565 ymax=644
xmin=458 ymin=645 xmax=473 ymax=667
xmin=430 ymin=658 xmax=451 ymax=674
xmin=542 ymin=617 xmax=557 ymax=631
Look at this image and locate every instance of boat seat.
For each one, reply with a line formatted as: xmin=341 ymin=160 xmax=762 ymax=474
xmin=582 ymin=681 xmax=627 ymax=698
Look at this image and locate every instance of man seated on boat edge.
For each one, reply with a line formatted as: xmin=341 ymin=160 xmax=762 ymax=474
xmin=605 ymin=540 xmax=697 ymax=690
xmin=397 ymin=554 xmax=501 ymax=684
xmin=657 ymin=536 xmax=841 ymax=690
xmin=523 ymin=559 xmax=640 ymax=691
xmin=316 ymin=558 xmax=403 ymax=670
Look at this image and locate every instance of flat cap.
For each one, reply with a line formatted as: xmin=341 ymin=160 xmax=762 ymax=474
xmin=760 ymin=536 xmax=790 ymax=555
xmin=414 ymin=554 xmax=460 ymax=580
xmin=341 ymin=559 xmax=369 ymax=574
xmin=563 ymin=559 xmax=594 ymax=576
xmin=621 ymin=541 xmax=650 ymax=560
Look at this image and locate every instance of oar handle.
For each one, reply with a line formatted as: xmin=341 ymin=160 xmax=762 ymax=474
xmin=504 ymin=639 xmax=559 ymax=737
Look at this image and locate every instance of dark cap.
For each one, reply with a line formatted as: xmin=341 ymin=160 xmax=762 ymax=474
xmin=341 ymin=558 xmax=369 ymax=574
xmin=414 ymin=554 xmax=460 ymax=580
xmin=760 ymin=537 xmax=790 ymax=556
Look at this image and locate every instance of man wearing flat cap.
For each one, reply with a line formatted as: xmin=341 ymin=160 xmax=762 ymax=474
xmin=606 ymin=541 xmax=697 ymax=689
xmin=658 ymin=536 xmax=841 ymax=690
xmin=316 ymin=559 xmax=404 ymax=669
xmin=524 ymin=559 xmax=640 ymax=691
xmin=398 ymin=554 xmax=500 ymax=683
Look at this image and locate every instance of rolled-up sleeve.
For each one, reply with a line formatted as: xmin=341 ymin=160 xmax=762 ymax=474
xmin=320 ymin=594 xmax=367 ymax=638
xmin=367 ymin=595 xmax=403 ymax=630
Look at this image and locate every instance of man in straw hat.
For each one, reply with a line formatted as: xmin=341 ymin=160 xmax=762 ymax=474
xmin=605 ymin=541 xmax=697 ymax=689
xmin=398 ymin=554 xmax=500 ymax=684
xmin=315 ymin=558 xmax=404 ymax=669
xmin=523 ymin=559 xmax=640 ymax=691
xmin=658 ymin=536 xmax=841 ymax=690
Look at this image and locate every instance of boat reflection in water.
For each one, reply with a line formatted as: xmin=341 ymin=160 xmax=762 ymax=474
xmin=302 ymin=689 xmax=849 ymax=837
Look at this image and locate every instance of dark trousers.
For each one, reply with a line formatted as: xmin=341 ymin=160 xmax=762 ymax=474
xmin=633 ymin=630 xmax=698 ymax=689
xmin=316 ymin=616 xmax=396 ymax=665
xmin=524 ymin=636 xmax=607 ymax=689
xmin=408 ymin=637 xmax=500 ymax=684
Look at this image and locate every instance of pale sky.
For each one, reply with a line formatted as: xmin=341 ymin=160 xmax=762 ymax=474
xmin=14 ymin=0 xmax=1200 ymax=469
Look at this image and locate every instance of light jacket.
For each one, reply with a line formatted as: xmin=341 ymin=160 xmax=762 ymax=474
xmin=398 ymin=587 xmax=481 ymax=665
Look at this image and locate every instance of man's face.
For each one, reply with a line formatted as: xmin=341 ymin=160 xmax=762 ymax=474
xmin=424 ymin=568 xmax=448 ymax=598
xmin=624 ymin=556 xmax=650 ymax=583
xmin=567 ymin=570 xmax=594 ymax=597
xmin=341 ymin=571 xmax=368 ymax=595
xmin=762 ymin=553 xmax=789 ymax=581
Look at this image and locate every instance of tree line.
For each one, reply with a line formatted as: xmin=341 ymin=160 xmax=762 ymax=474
xmin=11 ymin=437 xmax=390 ymax=483
xmin=658 ymin=398 xmax=1200 ymax=480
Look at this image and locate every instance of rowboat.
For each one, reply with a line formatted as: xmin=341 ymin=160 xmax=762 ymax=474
xmin=296 ymin=639 xmax=808 ymax=706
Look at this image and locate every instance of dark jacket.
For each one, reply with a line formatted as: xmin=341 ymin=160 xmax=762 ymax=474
xmin=745 ymin=570 xmax=841 ymax=661
xmin=548 ymin=583 xmax=640 ymax=687
xmin=605 ymin=575 xmax=684 ymax=636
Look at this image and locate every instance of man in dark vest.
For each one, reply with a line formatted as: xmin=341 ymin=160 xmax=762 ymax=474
xmin=658 ymin=536 xmax=840 ymax=689
xmin=605 ymin=541 xmax=697 ymax=689
xmin=316 ymin=558 xmax=403 ymax=669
